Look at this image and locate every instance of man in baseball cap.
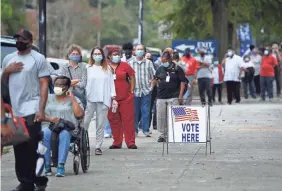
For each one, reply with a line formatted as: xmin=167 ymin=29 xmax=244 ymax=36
xmin=13 ymin=29 xmax=33 ymax=40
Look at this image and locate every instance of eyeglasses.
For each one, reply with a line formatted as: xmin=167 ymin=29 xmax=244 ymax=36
xmin=93 ymin=53 xmax=102 ymax=56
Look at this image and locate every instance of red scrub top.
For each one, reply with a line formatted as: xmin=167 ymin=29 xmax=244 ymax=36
xmin=111 ymin=62 xmax=135 ymax=101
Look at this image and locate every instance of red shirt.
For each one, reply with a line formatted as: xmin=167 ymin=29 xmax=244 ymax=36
xmin=260 ymin=55 xmax=277 ymax=77
xmin=111 ymin=62 xmax=135 ymax=101
xmin=181 ymin=56 xmax=198 ymax=76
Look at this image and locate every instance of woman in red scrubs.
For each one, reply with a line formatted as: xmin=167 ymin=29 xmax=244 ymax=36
xmin=107 ymin=49 xmax=137 ymax=149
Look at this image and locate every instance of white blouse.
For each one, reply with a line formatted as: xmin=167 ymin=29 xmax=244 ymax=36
xmin=86 ymin=65 xmax=116 ymax=108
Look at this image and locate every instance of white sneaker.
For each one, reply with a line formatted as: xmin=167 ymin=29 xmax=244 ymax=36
xmin=104 ymin=134 xmax=111 ymax=138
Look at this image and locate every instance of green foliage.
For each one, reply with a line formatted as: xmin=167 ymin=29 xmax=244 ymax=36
xmin=1 ymin=0 xmax=27 ymax=35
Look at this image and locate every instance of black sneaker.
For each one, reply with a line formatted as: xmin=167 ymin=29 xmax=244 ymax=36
xmin=95 ymin=148 xmax=102 ymax=155
xmin=157 ymin=137 xmax=166 ymax=142
xmin=109 ymin=145 xmax=121 ymax=149
xmin=201 ymin=102 xmax=206 ymax=107
xmin=208 ymin=102 xmax=213 ymax=107
xmin=128 ymin=145 xmax=138 ymax=149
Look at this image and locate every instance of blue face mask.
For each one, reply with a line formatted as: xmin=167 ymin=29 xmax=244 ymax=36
xmin=112 ymin=55 xmax=121 ymax=63
xmin=213 ymin=61 xmax=219 ymax=66
xmin=227 ymin=51 xmax=233 ymax=57
xmin=93 ymin=55 xmax=103 ymax=63
xmin=69 ymin=55 xmax=81 ymax=63
xmin=163 ymin=62 xmax=169 ymax=68
xmin=136 ymin=50 xmax=144 ymax=57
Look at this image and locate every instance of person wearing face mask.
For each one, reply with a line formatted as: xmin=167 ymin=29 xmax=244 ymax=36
xmin=58 ymin=45 xmax=87 ymax=106
xmin=154 ymin=48 xmax=173 ymax=69
xmin=222 ymin=48 xmax=244 ymax=104
xmin=1 ymin=29 xmax=50 ymax=191
xmin=272 ymin=43 xmax=282 ymax=97
xmin=153 ymin=51 xmax=187 ymax=142
xmin=128 ymin=44 xmax=156 ymax=137
xmin=241 ymin=56 xmax=256 ymax=99
xmin=195 ymin=48 xmax=213 ymax=106
xmin=250 ymin=47 xmax=262 ymax=95
xmin=180 ymin=48 xmax=198 ymax=105
xmin=107 ymin=49 xmax=137 ymax=149
xmin=121 ymin=42 xmax=135 ymax=62
xmin=84 ymin=47 xmax=117 ymax=155
xmin=260 ymin=48 xmax=278 ymax=101
xmin=41 ymin=76 xmax=84 ymax=177
xmin=211 ymin=60 xmax=224 ymax=104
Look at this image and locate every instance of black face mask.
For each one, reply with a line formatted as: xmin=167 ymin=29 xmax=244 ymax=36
xmin=200 ymin=53 xmax=205 ymax=57
xmin=16 ymin=41 xmax=29 ymax=51
xmin=184 ymin=52 xmax=190 ymax=57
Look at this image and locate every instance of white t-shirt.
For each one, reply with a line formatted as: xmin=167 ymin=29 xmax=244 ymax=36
xmin=250 ymin=54 xmax=262 ymax=76
xmin=241 ymin=61 xmax=255 ymax=78
xmin=224 ymin=55 xmax=244 ymax=82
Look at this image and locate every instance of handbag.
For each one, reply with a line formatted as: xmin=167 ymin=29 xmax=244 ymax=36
xmin=1 ymin=104 xmax=30 ymax=146
xmin=49 ymin=118 xmax=75 ymax=134
xmin=67 ymin=67 xmax=87 ymax=108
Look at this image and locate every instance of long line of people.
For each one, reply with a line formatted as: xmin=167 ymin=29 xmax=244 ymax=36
xmin=1 ymin=29 xmax=281 ymax=190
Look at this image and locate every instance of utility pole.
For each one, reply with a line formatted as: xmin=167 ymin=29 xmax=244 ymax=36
xmin=38 ymin=0 xmax=47 ymax=57
xmin=97 ymin=0 xmax=101 ymax=47
xmin=138 ymin=0 xmax=143 ymax=44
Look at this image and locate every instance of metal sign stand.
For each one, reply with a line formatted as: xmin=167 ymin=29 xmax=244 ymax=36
xmin=162 ymin=98 xmax=212 ymax=156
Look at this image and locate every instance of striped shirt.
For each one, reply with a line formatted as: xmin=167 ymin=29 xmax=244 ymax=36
xmin=128 ymin=58 xmax=156 ymax=97
xmin=58 ymin=62 xmax=87 ymax=94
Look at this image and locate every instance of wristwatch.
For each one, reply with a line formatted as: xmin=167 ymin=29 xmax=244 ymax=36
xmin=1 ymin=116 xmax=9 ymax=125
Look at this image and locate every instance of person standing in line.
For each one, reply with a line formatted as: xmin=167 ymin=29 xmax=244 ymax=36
xmin=128 ymin=44 xmax=156 ymax=137
xmin=1 ymin=29 xmax=49 ymax=191
xmin=195 ymin=48 xmax=213 ymax=106
xmin=211 ymin=60 xmax=224 ymax=104
xmin=272 ymin=43 xmax=282 ymax=97
xmin=222 ymin=48 xmax=245 ymax=105
xmin=104 ymin=120 xmax=112 ymax=138
xmin=145 ymin=52 xmax=157 ymax=130
xmin=260 ymin=48 xmax=278 ymax=101
xmin=153 ymin=52 xmax=187 ymax=142
xmin=241 ymin=56 xmax=256 ymax=99
xmin=121 ymin=42 xmax=135 ymax=62
xmin=180 ymin=48 xmax=198 ymax=105
xmin=107 ymin=49 xmax=137 ymax=149
xmin=84 ymin=47 xmax=117 ymax=155
xmin=250 ymin=47 xmax=262 ymax=95
xmin=58 ymin=45 xmax=87 ymax=96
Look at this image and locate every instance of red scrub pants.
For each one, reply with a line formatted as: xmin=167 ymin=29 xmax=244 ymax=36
xmin=108 ymin=94 xmax=135 ymax=147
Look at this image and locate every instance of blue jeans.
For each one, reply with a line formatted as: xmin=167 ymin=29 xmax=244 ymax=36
xmin=42 ymin=128 xmax=71 ymax=166
xmin=104 ymin=119 xmax=112 ymax=135
xmin=260 ymin=76 xmax=274 ymax=99
xmin=134 ymin=93 xmax=151 ymax=134
xmin=243 ymin=77 xmax=256 ymax=98
xmin=183 ymin=75 xmax=195 ymax=105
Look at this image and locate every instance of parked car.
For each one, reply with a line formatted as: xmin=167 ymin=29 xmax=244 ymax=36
xmin=46 ymin=57 xmax=69 ymax=71
xmin=1 ymin=35 xmax=39 ymax=67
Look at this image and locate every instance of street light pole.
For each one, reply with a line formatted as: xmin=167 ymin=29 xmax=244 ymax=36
xmin=97 ymin=0 xmax=101 ymax=47
xmin=38 ymin=0 xmax=47 ymax=57
xmin=138 ymin=0 xmax=143 ymax=45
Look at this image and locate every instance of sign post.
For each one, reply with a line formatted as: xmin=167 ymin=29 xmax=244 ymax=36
xmin=163 ymin=102 xmax=212 ymax=156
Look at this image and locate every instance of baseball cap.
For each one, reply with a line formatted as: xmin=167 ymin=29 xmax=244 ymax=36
xmin=13 ymin=29 xmax=33 ymax=40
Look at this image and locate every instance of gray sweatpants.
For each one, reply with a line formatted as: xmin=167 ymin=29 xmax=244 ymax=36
xmin=84 ymin=101 xmax=108 ymax=149
xmin=156 ymin=98 xmax=176 ymax=138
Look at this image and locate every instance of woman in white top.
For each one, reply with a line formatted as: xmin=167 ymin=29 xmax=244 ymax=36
xmin=84 ymin=46 xmax=117 ymax=155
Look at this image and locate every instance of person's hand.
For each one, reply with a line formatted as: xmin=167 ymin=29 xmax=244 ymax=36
xmin=1 ymin=124 xmax=14 ymax=142
xmin=49 ymin=117 xmax=60 ymax=124
xmin=71 ymin=79 xmax=81 ymax=86
xmin=178 ymin=97 xmax=183 ymax=105
xmin=112 ymin=99 xmax=118 ymax=106
xmin=34 ymin=111 xmax=45 ymax=122
xmin=151 ymin=78 xmax=159 ymax=87
xmin=5 ymin=62 xmax=24 ymax=74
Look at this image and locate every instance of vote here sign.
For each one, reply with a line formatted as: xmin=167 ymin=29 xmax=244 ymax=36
xmin=168 ymin=106 xmax=207 ymax=143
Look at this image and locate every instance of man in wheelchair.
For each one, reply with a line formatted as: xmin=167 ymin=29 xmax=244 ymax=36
xmin=42 ymin=76 xmax=84 ymax=177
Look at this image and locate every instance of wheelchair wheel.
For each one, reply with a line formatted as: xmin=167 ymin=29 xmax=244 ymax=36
xmin=80 ymin=128 xmax=90 ymax=173
xmin=73 ymin=146 xmax=80 ymax=175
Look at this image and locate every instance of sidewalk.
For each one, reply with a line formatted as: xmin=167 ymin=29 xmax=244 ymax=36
xmin=1 ymin=102 xmax=282 ymax=191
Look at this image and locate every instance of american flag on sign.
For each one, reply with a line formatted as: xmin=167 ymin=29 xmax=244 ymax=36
xmin=172 ymin=107 xmax=199 ymax=122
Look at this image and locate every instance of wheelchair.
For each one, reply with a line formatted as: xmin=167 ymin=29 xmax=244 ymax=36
xmin=51 ymin=122 xmax=90 ymax=175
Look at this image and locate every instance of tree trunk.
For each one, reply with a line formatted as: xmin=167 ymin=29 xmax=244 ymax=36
xmin=211 ymin=0 xmax=228 ymax=61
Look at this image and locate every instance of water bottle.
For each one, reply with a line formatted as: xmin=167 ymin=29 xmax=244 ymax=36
xmin=112 ymin=103 xmax=118 ymax=113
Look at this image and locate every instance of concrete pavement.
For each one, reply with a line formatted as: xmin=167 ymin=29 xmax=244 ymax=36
xmin=1 ymin=100 xmax=282 ymax=191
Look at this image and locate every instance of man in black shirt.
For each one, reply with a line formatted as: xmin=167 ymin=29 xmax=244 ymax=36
xmin=152 ymin=52 xmax=188 ymax=142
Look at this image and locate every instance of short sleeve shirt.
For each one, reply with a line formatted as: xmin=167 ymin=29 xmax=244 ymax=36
xmin=155 ymin=62 xmax=187 ymax=99
xmin=224 ymin=55 xmax=244 ymax=82
xmin=260 ymin=56 xmax=277 ymax=77
xmin=1 ymin=50 xmax=50 ymax=117
xmin=195 ymin=55 xmax=212 ymax=78
xmin=110 ymin=62 xmax=135 ymax=101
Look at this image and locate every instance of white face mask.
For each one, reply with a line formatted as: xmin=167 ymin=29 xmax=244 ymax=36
xmin=54 ymin=87 xmax=64 ymax=96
